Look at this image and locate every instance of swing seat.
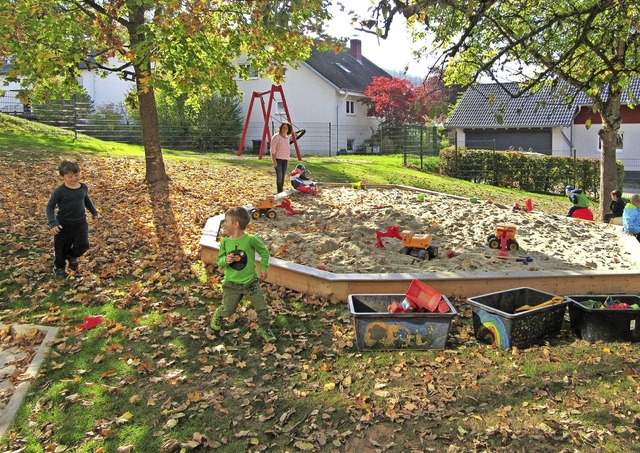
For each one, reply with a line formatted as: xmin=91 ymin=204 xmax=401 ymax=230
xmin=289 ymin=129 xmax=306 ymax=144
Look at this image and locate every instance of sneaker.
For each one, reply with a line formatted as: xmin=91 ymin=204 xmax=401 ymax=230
xmin=53 ymin=267 xmax=67 ymax=279
xmin=210 ymin=307 xmax=222 ymax=331
xmin=256 ymin=327 xmax=276 ymax=343
xmin=68 ymin=257 xmax=79 ymax=271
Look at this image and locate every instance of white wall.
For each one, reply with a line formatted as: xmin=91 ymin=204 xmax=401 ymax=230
xmin=79 ymin=69 xmax=134 ymax=110
xmin=551 ymin=126 xmax=573 ymax=156
xmin=1 ymin=67 xmax=133 ymax=111
xmin=572 ymin=123 xmax=640 ymax=171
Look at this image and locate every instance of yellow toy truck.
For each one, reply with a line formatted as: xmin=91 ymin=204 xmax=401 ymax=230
xmin=487 ymin=225 xmax=519 ymax=251
xmin=250 ymin=196 xmax=277 ymax=219
xmin=399 ymin=230 xmax=439 ymax=260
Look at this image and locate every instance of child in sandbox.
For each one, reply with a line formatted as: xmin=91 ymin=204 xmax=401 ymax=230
xmin=565 ymin=185 xmax=594 ymax=220
xmin=290 ymin=164 xmax=318 ymax=194
xmin=605 ymin=190 xmax=626 ymax=225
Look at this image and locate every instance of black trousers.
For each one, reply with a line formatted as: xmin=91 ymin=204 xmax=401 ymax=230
xmin=274 ymin=159 xmax=288 ymax=193
xmin=53 ymin=220 xmax=90 ymax=269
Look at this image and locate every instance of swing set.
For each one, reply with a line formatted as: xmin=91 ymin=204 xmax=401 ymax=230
xmin=237 ymin=84 xmax=305 ymax=159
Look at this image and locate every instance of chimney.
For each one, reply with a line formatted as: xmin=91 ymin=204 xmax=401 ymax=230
xmin=349 ymin=39 xmax=362 ymax=63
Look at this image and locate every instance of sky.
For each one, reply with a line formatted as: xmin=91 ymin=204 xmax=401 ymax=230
xmin=323 ymin=2 xmax=433 ymax=78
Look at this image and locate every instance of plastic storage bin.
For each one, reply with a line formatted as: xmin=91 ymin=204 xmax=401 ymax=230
xmin=348 ymin=293 xmax=457 ymax=351
xmin=467 ymin=287 xmax=569 ymax=349
xmin=567 ymin=295 xmax=640 ymax=342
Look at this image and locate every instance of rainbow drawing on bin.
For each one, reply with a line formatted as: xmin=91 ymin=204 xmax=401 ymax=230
xmin=475 ymin=310 xmax=510 ymax=348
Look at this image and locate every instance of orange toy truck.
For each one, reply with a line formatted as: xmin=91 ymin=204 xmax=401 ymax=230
xmin=399 ymin=230 xmax=439 ymax=260
xmin=250 ymin=197 xmax=277 ymax=219
xmin=487 ymin=225 xmax=519 ymax=251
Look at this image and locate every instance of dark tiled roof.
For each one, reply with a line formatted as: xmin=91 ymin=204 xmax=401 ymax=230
xmin=304 ymin=45 xmax=391 ymax=94
xmin=573 ymin=77 xmax=640 ymax=105
xmin=446 ymin=83 xmax=577 ymax=128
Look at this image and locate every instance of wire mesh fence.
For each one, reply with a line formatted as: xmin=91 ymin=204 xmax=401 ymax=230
xmin=0 ymin=91 xmax=443 ymax=157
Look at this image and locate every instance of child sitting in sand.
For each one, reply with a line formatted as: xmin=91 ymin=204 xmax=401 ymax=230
xmin=623 ymin=194 xmax=640 ymax=241
xmin=565 ymin=185 xmax=593 ymax=220
xmin=290 ymin=164 xmax=318 ymax=194
xmin=605 ymin=190 xmax=626 ymax=224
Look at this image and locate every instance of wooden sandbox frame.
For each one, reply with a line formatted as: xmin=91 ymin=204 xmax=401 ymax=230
xmin=199 ymin=184 xmax=640 ymax=302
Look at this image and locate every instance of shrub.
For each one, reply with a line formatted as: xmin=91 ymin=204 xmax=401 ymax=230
xmin=439 ymin=147 xmax=624 ymax=200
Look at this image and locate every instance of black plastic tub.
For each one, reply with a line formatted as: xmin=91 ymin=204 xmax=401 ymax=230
xmin=567 ymin=294 xmax=640 ymax=343
xmin=467 ymin=287 xmax=570 ymax=349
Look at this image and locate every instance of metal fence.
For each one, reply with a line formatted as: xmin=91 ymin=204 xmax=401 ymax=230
xmin=0 ymin=90 xmax=442 ymax=157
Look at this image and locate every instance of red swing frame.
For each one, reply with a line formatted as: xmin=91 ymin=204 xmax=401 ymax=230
xmin=237 ymin=84 xmax=302 ymax=160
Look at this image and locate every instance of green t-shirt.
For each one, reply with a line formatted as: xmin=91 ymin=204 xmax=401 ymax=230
xmin=217 ymin=233 xmax=270 ymax=284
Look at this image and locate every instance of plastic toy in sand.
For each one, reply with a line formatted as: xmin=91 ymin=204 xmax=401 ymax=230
xmin=250 ymin=196 xmax=277 ymax=219
xmin=513 ymin=198 xmax=533 ymax=212
xmin=375 ymin=225 xmax=403 ymax=248
xmin=399 ymin=230 xmax=439 ymax=260
xmin=275 ymin=198 xmax=298 ymax=216
xmin=487 ymin=225 xmax=519 ymax=257
xmin=375 ymin=226 xmax=439 ymax=260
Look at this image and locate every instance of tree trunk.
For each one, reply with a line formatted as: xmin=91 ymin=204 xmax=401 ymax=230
xmin=134 ymin=62 xmax=169 ymax=186
xmin=598 ymin=92 xmax=622 ymax=222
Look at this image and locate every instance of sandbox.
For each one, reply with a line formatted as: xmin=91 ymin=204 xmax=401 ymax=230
xmin=199 ymin=184 xmax=640 ymax=302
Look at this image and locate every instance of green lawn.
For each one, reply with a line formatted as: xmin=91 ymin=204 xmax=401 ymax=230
xmin=0 ymin=113 xmax=636 ymax=452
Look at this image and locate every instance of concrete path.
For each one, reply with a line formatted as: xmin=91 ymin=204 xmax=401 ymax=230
xmin=0 ymin=324 xmax=59 ymax=438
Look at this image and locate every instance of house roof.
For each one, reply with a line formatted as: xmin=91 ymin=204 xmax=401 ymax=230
xmin=446 ymin=82 xmax=577 ymax=128
xmin=303 ymin=41 xmax=391 ymax=94
xmin=572 ymin=77 xmax=640 ymax=105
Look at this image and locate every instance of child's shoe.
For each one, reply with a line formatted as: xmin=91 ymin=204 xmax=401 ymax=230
xmin=210 ymin=307 xmax=223 ymax=331
xmin=256 ymin=327 xmax=276 ymax=343
xmin=68 ymin=257 xmax=79 ymax=271
xmin=53 ymin=266 xmax=67 ymax=279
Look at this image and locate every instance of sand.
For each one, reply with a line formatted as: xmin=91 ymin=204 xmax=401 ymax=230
xmin=245 ymin=186 xmax=638 ymax=275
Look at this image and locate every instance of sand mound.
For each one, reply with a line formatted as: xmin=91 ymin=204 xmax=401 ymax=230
xmin=246 ymin=187 xmax=637 ymax=275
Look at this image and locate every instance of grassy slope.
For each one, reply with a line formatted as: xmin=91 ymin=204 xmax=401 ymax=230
xmin=0 ymin=114 xmax=636 ymax=453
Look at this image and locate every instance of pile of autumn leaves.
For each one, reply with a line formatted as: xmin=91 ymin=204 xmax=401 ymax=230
xmin=1 ymin=155 xmax=277 ymax=315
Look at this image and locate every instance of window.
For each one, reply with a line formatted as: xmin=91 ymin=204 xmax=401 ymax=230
xmin=599 ymin=133 xmax=624 ymax=152
xmin=276 ymin=101 xmax=285 ymax=114
xmin=346 ymin=100 xmax=355 ymax=115
xmin=347 ymin=139 xmax=355 ymax=151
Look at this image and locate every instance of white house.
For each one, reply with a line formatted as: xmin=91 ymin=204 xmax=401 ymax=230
xmin=0 ymin=59 xmax=134 ymax=114
xmin=236 ymin=39 xmax=390 ymax=156
xmin=446 ymin=81 xmax=640 ymax=175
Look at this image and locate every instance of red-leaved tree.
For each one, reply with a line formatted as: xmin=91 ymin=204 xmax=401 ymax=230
xmin=363 ymin=74 xmax=448 ymax=129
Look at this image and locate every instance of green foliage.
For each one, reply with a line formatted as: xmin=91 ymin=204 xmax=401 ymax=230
xmin=439 ymin=147 xmax=624 ymax=199
xmin=31 ymin=91 xmax=93 ymax=130
xmin=155 ymin=91 xmax=243 ymax=152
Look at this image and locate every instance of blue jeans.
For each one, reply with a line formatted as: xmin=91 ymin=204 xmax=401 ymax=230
xmin=274 ymin=159 xmax=288 ymax=193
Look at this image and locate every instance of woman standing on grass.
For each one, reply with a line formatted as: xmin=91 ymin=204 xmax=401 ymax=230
xmin=270 ymin=122 xmax=292 ymax=194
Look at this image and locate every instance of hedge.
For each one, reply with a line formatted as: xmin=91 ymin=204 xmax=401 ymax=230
xmin=439 ymin=147 xmax=624 ymax=200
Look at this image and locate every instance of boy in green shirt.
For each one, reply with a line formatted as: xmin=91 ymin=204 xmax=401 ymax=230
xmin=211 ymin=207 xmax=276 ymax=343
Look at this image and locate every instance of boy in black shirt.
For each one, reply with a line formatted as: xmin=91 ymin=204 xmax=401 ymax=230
xmin=605 ymin=190 xmax=626 ymax=223
xmin=46 ymin=160 xmax=99 ymax=278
